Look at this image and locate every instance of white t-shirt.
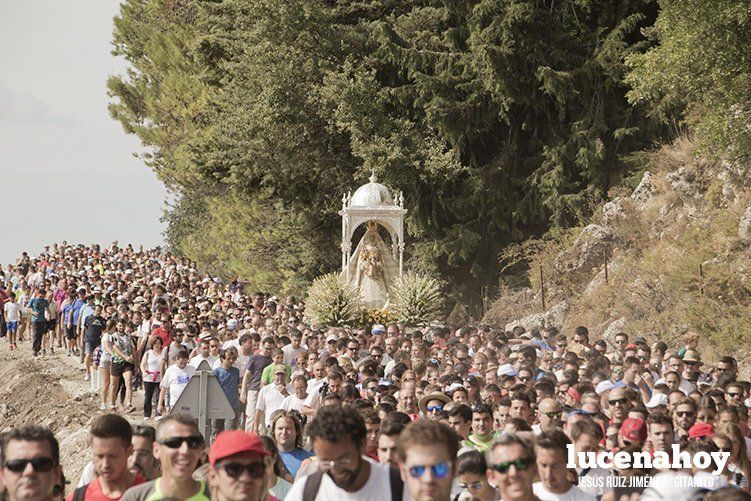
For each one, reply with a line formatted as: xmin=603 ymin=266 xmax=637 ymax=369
xmin=286 ymin=458 xmax=408 ymax=501
xmin=533 ymin=482 xmax=596 ymax=501
xmin=256 ymin=383 xmax=292 ymax=427
xmin=281 ymin=393 xmax=307 ymax=412
xmin=304 ymin=379 xmax=329 ymax=409
xmin=143 ymin=349 xmax=163 ymax=383
xmin=307 ymin=377 xmax=325 ymax=394
xmin=190 ymin=354 xmax=218 ymax=369
xmin=282 ymin=343 xmax=306 ymax=366
xmin=4 ymin=302 xmax=21 ymax=322
xmin=101 ymin=333 xmax=113 ymax=363
xmin=161 ymin=364 xmax=196 ymax=405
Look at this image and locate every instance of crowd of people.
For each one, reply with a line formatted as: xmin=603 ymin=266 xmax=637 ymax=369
xmin=2 ymin=242 xmax=751 ymax=501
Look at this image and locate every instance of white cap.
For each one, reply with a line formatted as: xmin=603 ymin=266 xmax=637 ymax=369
xmin=646 ymin=392 xmax=669 ymax=408
xmin=497 ymin=364 xmax=518 ymax=377
xmin=595 ymin=380 xmax=616 ymax=395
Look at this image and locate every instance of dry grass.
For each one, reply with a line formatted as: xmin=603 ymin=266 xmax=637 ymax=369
xmin=486 ymin=138 xmax=751 ymax=361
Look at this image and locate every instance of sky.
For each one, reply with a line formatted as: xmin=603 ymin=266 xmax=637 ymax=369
xmin=0 ymin=1 xmax=167 ymax=265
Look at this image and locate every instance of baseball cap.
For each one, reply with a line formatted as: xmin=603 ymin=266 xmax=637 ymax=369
xmin=595 ymin=380 xmax=615 ymax=395
xmin=326 ymin=334 xmax=338 ymax=344
xmin=273 ymin=364 xmax=287 ymax=374
xmin=372 ymin=324 xmax=386 ymax=334
xmin=645 ymin=393 xmax=669 ymax=409
xmin=619 ymin=418 xmax=647 ymax=443
xmin=688 ymin=422 xmax=714 ymax=440
xmin=497 ymin=364 xmax=518 ymax=377
xmin=208 ymin=430 xmax=269 ymax=466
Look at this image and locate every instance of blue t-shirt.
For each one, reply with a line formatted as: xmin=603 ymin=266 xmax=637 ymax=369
xmin=280 ymin=448 xmax=313 ymax=477
xmin=213 ymin=366 xmax=240 ymax=410
xmin=29 ymin=298 xmax=49 ymax=323
xmin=71 ymin=298 xmax=85 ymax=324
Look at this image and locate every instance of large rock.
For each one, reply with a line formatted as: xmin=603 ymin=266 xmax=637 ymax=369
xmin=504 ymin=301 xmax=570 ymax=332
xmin=602 ymin=198 xmax=626 ymax=225
xmin=602 ymin=317 xmax=627 ymax=341
xmin=739 ymin=207 xmax=751 ymax=241
xmin=631 ymin=171 xmax=654 ymax=206
xmin=666 ymin=167 xmax=698 ymax=200
xmin=562 ymin=224 xmax=615 ymax=274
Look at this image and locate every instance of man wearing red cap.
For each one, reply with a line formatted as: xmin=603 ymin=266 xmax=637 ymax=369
xmin=688 ymin=422 xmax=715 ymax=441
xmin=208 ymin=430 xmax=270 ymax=501
xmin=619 ymin=418 xmax=647 ymax=449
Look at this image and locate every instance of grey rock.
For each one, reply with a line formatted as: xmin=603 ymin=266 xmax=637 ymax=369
xmin=602 ymin=198 xmax=626 ymax=225
xmin=566 ymin=224 xmax=615 ymax=274
xmin=666 ymin=167 xmax=696 ymax=199
xmin=739 ymin=207 xmax=751 ymax=241
xmin=631 ymin=171 xmax=654 ymax=205
xmin=602 ymin=317 xmax=627 ymax=341
xmin=504 ymin=301 xmax=570 ymax=332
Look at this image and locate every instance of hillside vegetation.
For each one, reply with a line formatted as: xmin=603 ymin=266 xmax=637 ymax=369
xmin=107 ymin=0 xmax=751 ymax=319
xmin=485 ymin=138 xmax=751 ymax=358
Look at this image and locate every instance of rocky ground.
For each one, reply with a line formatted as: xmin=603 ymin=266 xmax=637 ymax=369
xmin=0 ymin=338 xmax=146 ymax=490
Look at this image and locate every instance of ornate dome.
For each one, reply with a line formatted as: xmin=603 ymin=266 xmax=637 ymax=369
xmin=350 ymin=173 xmax=394 ymax=207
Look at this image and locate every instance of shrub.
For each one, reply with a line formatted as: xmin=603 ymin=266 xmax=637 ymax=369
xmin=304 ymin=273 xmax=363 ymax=327
xmin=389 ymin=272 xmax=443 ymax=327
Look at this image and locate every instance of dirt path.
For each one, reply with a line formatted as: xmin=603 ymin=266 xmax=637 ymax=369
xmin=0 ymin=338 xmax=146 ymax=489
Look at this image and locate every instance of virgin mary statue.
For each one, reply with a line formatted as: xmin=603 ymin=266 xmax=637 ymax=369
xmin=347 ymin=222 xmax=398 ymax=309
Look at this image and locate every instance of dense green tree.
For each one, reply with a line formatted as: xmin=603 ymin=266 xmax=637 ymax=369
xmin=626 ymin=0 xmax=751 ymax=160
xmin=109 ymin=0 xmax=666 ymax=312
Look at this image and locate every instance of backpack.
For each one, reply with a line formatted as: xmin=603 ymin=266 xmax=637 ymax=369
xmin=302 ymin=466 xmax=403 ymax=501
xmin=72 ymin=485 xmax=87 ymax=501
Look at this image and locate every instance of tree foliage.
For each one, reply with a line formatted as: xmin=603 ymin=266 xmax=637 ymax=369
xmin=626 ymin=0 xmax=751 ymax=160
xmin=109 ymin=0 xmax=666 ymax=311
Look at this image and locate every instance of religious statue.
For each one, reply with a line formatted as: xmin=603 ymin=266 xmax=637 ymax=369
xmin=347 ymin=222 xmax=398 ymax=309
xmin=340 ymin=172 xmax=407 ymax=310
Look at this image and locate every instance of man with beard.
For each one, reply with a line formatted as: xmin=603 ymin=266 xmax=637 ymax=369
xmin=69 ymin=414 xmax=146 ymax=500
xmin=207 ymin=430 xmax=270 ymax=501
xmin=397 ymin=421 xmax=459 ymax=501
xmin=122 ymin=415 xmax=208 ymax=500
xmin=128 ymin=426 xmax=158 ymax=481
xmin=0 ymin=426 xmax=62 ymax=501
xmin=673 ymin=397 xmax=698 ymax=440
xmin=286 ymin=406 xmax=405 ymax=500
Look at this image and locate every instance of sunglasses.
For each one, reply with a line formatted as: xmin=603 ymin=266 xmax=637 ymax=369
xmin=542 ymin=411 xmax=562 ymax=419
xmin=728 ymin=393 xmax=742 ymax=398
xmin=4 ymin=457 xmax=55 ymax=473
xmin=316 ymin=458 xmax=354 ymax=471
xmin=427 ymin=405 xmax=443 ymax=413
xmin=408 ymin=461 xmax=451 ymax=479
xmin=676 ymin=411 xmax=695 ymax=418
xmin=158 ymin=436 xmax=204 ymax=449
xmin=459 ymin=481 xmax=484 ymax=490
xmin=489 ymin=457 xmax=534 ymax=474
xmin=218 ymin=461 xmax=266 ymax=479
xmin=609 ymin=398 xmax=628 ymax=406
